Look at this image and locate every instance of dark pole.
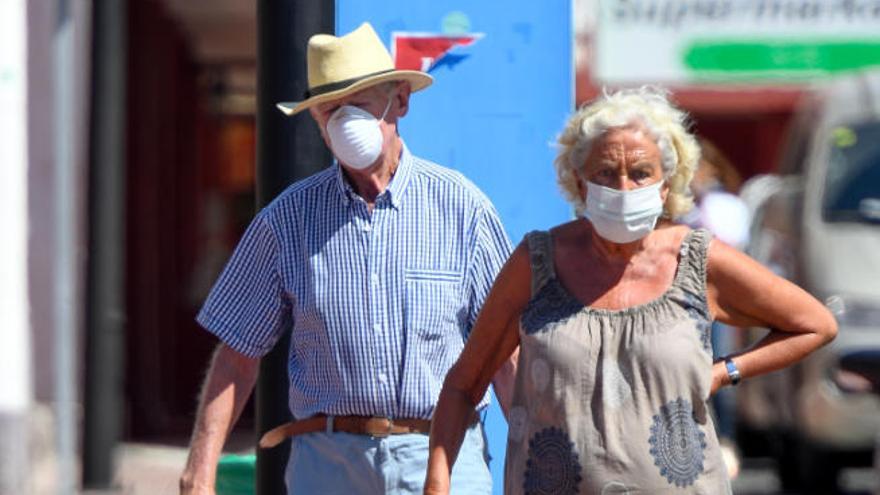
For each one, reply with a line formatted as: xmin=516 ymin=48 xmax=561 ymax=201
xmin=82 ymin=0 xmax=127 ymax=489
xmin=255 ymin=1 xmax=333 ymax=493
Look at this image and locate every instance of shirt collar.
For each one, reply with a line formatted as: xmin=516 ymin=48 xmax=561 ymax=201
xmin=333 ymin=159 xmax=355 ymax=204
xmin=385 ymin=142 xmax=413 ymax=209
xmin=333 ymin=141 xmax=414 ymax=210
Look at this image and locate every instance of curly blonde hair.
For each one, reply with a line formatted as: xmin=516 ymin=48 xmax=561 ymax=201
xmin=554 ymin=87 xmax=700 ymax=218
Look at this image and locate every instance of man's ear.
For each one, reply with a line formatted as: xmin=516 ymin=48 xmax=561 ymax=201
xmin=308 ymin=106 xmax=320 ymax=123
xmin=308 ymin=107 xmax=331 ymax=147
xmin=394 ymin=82 xmax=412 ymax=118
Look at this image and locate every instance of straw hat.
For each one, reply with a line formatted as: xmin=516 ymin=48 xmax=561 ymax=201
xmin=276 ymin=23 xmax=433 ymax=116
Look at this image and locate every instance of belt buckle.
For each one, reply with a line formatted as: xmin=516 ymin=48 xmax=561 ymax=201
xmin=368 ymin=417 xmax=394 ymax=438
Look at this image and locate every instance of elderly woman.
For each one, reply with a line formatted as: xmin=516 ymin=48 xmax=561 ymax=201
xmin=423 ymin=88 xmax=837 ymax=494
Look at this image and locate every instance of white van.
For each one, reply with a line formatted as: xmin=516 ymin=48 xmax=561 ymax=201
xmin=738 ymin=69 xmax=880 ymax=493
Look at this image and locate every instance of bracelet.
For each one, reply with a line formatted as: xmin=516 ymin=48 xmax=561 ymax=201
xmin=724 ymin=357 xmax=741 ymax=386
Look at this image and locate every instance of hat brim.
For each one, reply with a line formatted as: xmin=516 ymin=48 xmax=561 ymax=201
xmin=276 ymin=70 xmax=433 ymax=116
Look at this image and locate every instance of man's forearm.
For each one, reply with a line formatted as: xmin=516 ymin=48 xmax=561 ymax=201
xmin=180 ymin=344 xmax=260 ymax=494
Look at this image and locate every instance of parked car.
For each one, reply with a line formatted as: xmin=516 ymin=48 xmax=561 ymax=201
xmin=737 ymin=70 xmax=880 ymax=493
xmin=837 ymin=350 xmax=880 ymax=485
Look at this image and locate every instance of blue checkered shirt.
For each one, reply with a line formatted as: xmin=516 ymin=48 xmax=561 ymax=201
xmin=197 ymin=145 xmax=512 ymax=420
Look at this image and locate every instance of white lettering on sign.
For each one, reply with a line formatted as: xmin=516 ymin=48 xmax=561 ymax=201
xmin=611 ymin=0 xmax=880 ymax=28
xmin=595 ymin=0 xmax=880 ymax=83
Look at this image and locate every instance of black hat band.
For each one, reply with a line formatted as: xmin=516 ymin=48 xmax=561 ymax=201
xmin=305 ymin=69 xmax=397 ymax=98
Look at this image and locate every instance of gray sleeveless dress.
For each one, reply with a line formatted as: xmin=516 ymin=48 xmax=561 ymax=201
xmin=503 ymin=228 xmax=732 ymax=494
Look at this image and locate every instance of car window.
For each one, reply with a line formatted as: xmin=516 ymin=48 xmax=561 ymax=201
xmin=823 ymin=121 xmax=880 ymax=224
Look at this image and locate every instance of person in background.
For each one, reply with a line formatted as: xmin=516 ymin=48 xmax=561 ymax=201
xmin=682 ymin=138 xmax=750 ymax=249
xmin=180 ymin=22 xmax=514 ymax=495
xmin=424 ymin=87 xmax=837 ymax=494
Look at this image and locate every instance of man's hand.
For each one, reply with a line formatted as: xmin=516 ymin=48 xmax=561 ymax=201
xmin=180 ymin=443 xmax=221 ymax=495
xmin=179 ymin=344 xmax=260 ymax=495
xmin=179 ymin=474 xmax=215 ymax=495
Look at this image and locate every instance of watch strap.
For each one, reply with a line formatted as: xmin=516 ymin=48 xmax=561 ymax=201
xmin=724 ymin=357 xmax=741 ymax=386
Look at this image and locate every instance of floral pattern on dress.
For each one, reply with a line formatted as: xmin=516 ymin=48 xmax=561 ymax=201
xmin=681 ymin=292 xmax=712 ymax=354
xmin=648 ymin=397 xmax=707 ymax=487
xmin=521 ymin=280 xmax=583 ymax=334
xmin=523 ymin=426 xmax=583 ymax=495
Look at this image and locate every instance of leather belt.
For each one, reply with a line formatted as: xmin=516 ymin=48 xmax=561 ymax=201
xmin=260 ymin=415 xmax=433 ymax=449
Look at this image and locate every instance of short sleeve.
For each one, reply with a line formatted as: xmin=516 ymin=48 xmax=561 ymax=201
xmin=466 ymin=204 xmax=513 ymax=333
xmin=196 ymin=213 xmax=290 ymax=357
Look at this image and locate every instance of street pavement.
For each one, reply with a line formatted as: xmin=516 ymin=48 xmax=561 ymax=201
xmin=733 ymin=457 xmax=878 ymax=495
xmin=110 ymin=444 xmax=879 ymax=494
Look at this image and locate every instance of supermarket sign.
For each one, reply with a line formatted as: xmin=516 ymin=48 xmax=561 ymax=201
xmin=595 ymin=0 xmax=880 ymax=84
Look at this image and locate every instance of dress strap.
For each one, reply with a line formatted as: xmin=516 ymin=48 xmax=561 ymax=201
xmin=524 ymin=230 xmax=556 ymax=296
xmin=672 ymin=227 xmax=713 ymax=296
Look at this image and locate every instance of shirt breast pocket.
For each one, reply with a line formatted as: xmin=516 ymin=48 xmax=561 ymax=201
xmin=404 ymin=268 xmax=463 ymax=346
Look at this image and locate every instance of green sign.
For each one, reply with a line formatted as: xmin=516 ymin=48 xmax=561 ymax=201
xmin=684 ymin=39 xmax=880 ymax=80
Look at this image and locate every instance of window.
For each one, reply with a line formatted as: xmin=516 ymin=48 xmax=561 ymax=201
xmin=823 ymin=121 xmax=880 ymax=224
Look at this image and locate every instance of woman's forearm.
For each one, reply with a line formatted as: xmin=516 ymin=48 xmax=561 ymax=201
xmin=707 ymin=239 xmax=838 ymax=393
xmin=424 ymin=379 xmax=482 ymax=495
xmin=713 ymin=319 xmax=836 ymax=393
xmin=424 ymin=243 xmax=532 ymax=494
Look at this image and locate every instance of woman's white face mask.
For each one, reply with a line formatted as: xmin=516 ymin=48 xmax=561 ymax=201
xmin=326 ymin=91 xmax=395 ymax=170
xmin=583 ymin=180 xmax=665 ymax=244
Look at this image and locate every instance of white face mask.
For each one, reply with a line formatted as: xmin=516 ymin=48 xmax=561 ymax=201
xmin=584 ymin=180 xmax=665 ymax=244
xmin=326 ymin=92 xmax=394 ymax=170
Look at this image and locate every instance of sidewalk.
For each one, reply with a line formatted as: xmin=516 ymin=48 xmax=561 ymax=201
xmin=115 ymin=443 xmax=189 ymax=495
xmin=114 ymin=432 xmax=254 ymax=495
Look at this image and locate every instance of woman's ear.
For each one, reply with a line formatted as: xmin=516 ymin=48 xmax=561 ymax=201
xmin=576 ymin=174 xmax=587 ymax=203
xmin=659 ymin=180 xmax=673 ymax=218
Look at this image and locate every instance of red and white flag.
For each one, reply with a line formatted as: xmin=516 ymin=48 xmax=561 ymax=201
xmin=391 ymin=32 xmax=484 ymax=72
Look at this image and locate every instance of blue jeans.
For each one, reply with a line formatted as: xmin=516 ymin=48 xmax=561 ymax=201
xmin=285 ymin=421 xmax=491 ymax=494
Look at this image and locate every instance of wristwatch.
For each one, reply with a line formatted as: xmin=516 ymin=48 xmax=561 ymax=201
xmin=724 ymin=357 xmax=741 ymax=386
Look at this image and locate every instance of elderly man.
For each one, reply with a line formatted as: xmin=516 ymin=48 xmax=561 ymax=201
xmin=179 ymin=23 xmax=513 ymax=494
